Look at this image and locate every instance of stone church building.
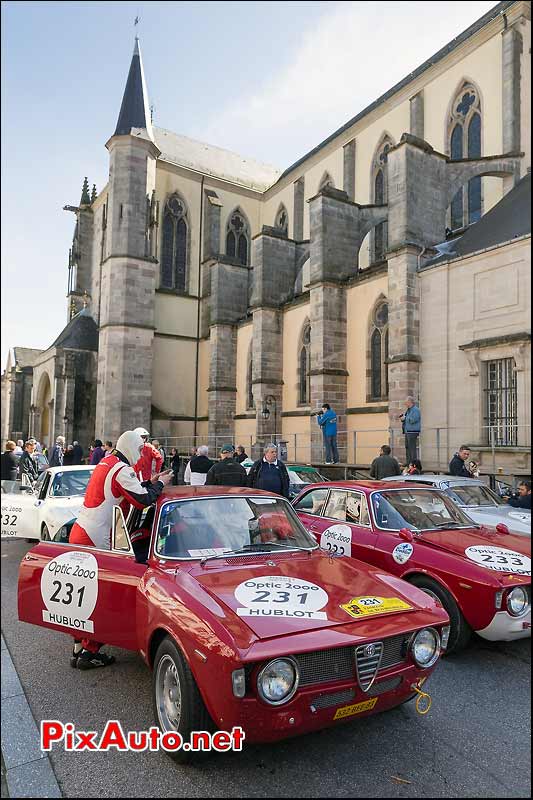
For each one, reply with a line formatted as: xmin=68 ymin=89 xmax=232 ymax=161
xmin=2 ymin=0 xmax=531 ymax=473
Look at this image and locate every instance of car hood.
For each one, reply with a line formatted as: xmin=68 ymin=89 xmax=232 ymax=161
xmin=191 ymin=552 xmax=433 ymax=640
xmin=462 ymin=505 xmax=531 ymax=536
xmin=417 ymin=526 xmax=531 ymax=575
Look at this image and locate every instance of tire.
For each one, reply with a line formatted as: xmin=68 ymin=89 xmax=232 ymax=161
xmin=152 ymin=636 xmax=212 ymax=763
xmin=409 ymin=575 xmax=472 ymax=654
xmin=41 ymin=524 xmax=51 ymax=541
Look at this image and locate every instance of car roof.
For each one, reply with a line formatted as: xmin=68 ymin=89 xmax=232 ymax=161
xmin=46 ymin=465 xmax=95 ymax=474
xmin=158 ymin=485 xmax=282 ymax=501
xmin=381 ymin=474 xmax=485 ymax=486
xmin=297 ymin=480 xmax=441 ymax=493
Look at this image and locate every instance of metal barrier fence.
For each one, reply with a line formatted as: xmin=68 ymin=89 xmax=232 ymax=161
xmin=156 ymin=424 xmax=530 ymax=473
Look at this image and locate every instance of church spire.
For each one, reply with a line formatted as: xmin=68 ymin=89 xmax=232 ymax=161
xmin=80 ymin=177 xmax=91 ymax=205
xmin=113 ymin=36 xmax=154 ymax=141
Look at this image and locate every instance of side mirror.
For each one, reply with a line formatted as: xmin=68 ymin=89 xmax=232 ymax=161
xmin=399 ymin=527 xmax=414 ymax=542
xmin=496 ymin=523 xmax=510 ymax=534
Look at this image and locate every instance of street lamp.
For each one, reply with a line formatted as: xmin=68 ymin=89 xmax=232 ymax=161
xmin=261 ymin=395 xmax=277 ymax=443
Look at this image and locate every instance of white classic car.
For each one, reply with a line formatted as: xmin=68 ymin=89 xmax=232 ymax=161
xmin=1 ymin=466 xmax=93 ymax=541
xmin=381 ymin=474 xmax=531 ymax=536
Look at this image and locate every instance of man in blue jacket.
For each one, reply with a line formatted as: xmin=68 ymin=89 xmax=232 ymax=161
xmin=317 ymin=403 xmax=339 ymax=464
xmin=400 ymin=396 xmax=421 ymax=465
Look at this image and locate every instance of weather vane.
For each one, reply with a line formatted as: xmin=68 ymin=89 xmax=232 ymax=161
xmin=134 ymin=15 xmax=140 ymax=34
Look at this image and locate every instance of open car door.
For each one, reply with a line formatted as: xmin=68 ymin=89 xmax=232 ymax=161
xmin=18 ymin=506 xmax=147 ymax=650
xmin=1 ymin=472 xmax=52 ymax=540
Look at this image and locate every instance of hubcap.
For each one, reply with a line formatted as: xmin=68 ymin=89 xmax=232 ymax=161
xmin=421 ymin=588 xmax=441 ymax=604
xmin=155 ymin=655 xmax=182 ymax=731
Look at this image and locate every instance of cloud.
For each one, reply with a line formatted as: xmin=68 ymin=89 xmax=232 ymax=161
xmin=204 ymin=0 xmax=496 ymax=168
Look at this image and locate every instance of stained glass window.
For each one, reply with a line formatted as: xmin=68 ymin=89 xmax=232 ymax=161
xmin=226 ymin=211 xmax=249 ymax=264
xmin=468 ymin=113 xmax=481 ymax=224
xmin=161 ymin=213 xmax=174 ymax=289
xmin=448 ymin=85 xmax=482 ymax=229
xmin=226 ymin=230 xmax=236 ymax=259
xmin=371 ymin=329 xmax=382 ymax=400
xmin=299 ymin=324 xmax=311 ymax=405
xmin=160 ymin=195 xmax=188 ymax=292
xmin=237 ymin=234 xmax=248 ymax=266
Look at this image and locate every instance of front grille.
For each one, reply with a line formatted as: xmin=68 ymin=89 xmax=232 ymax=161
xmin=310 ymin=688 xmax=355 ymax=710
xmin=294 ymin=632 xmax=410 ymax=688
xmin=355 ymin=642 xmax=384 ymax=691
xmin=367 ymin=675 xmax=402 ymax=696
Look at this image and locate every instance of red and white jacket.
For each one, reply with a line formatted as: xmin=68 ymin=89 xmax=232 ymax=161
xmin=69 ymin=454 xmax=163 ymax=550
xmin=134 ymin=443 xmax=163 ymax=482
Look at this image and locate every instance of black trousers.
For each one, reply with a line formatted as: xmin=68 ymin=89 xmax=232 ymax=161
xmin=405 ymin=433 xmax=419 ymax=464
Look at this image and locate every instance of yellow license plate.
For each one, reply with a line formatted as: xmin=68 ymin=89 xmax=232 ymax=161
xmin=340 ymin=596 xmax=412 ymax=618
xmin=333 ymin=697 xmax=378 ymax=720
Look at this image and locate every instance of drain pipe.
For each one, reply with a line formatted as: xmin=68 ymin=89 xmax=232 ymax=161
xmin=193 ymin=176 xmax=205 ymax=443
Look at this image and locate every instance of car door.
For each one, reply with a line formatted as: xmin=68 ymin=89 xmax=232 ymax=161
xmin=1 ymin=472 xmax=51 ymax=540
xmin=320 ymin=489 xmax=378 ymax=561
xmin=18 ymin=506 xmax=147 ymax=650
xmin=293 ymin=486 xmax=331 ymax=539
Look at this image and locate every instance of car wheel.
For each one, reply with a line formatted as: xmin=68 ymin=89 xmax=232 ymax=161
xmin=152 ymin=636 xmax=212 ymax=763
xmin=41 ymin=524 xmax=51 ymax=542
xmin=409 ymin=576 xmax=472 ymax=654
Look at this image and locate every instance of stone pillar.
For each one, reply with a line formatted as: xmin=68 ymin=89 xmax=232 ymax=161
xmin=409 ymin=92 xmax=424 ymax=140
xmin=343 ymin=139 xmax=356 ymax=201
xmin=95 ymin=134 xmax=160 ymax=443
xmin=309 ymin=284 xmax=348 ymax=462
xmin=252 ymin=308 xmax=283 ymax=449
xmin=203 ymin=190 xmax=222 ymax=259
xmin=386 ymin=245 xmax=422 ymax=456
xmin=502 ymin=23 xmax=523 ymax=191
xmin=207 ymin=324 xmax=238 ymax=452
xmin=293 ymin=177 xmax=305 ymax=241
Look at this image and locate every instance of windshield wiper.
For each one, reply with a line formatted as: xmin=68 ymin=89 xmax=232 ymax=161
xmin=421 ymin=522 xmax=465 ymax=530
xmin=199 ymin=541 xmax=306 ymax=566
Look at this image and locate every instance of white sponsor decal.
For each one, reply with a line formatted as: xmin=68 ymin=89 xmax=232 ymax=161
xmin=508 ymin=512 xmax=531 ymax=523
xmin=392 ymin=542 xmax=414 ymax=564
xmin=1 ymin=504 xmax=22 ymax=538
xmin=188 ymin=548 xmax=232 ymax=557
xmin=464 ymin=545 xmax=531 ymax=576
xmin=320 ymin=524 xmax=352 ymax=556
xmin=40 ymin=551 xmax=99 ymax=633
xmin=234 ymin=576 xmax=329 ymax=620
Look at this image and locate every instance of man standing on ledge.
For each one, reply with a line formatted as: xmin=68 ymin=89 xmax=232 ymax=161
xmin=400 ymin=396 xmax=421 ymax=465
xmin=317 ymin=403 xmax=339 ymax=464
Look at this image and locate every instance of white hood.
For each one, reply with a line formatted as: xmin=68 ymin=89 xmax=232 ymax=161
xmin=115 ymin=430 xmax=144 ymax=466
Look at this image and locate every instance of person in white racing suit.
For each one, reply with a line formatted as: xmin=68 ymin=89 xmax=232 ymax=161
xmin=69 ymin=430 xmax=172 ymax=670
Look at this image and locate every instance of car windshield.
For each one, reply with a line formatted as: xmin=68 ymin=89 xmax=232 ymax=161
xmin=371 ymin=489 xmax=473 ymax=531
xmin=446 ymin=485 xmax=504 ymax=507
xmin=288 ymin=467 xmax=326 ymax=484
xmin=156 ymin=495 xmax=317 ymax=559
xmin=50 ymin=470 xmax=92 ymax=497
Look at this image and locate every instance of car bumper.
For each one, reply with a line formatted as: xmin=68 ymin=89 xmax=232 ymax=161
xmin=476 ymin=610 xmax=531 ymax=641
xmin=213 ymin=664 xmax=436 ymax=743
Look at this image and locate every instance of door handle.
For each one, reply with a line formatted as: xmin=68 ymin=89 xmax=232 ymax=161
xmin=25 ymin=554 xmax=38 ymax=561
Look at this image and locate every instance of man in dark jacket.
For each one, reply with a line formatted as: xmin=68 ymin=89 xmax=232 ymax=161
xmin=449 ymin=446 xmax=475 ymax=478
xmin=19 ymin=440 xmax=39 ymax=484
xmin=504 ymin=480 xmax=531 ymax=510
xmin=49 ymin=436 xmax=65 ymax=467
xmin=234 ymin=445 xmax=249 ymax=463
xmin=1 ymin=441 xmax=18 ymax=481
xmin=247 ymin=444 xmax=290 ymax=499
xmin=369 ymin=445 xmax=402 ymax=480
xmin=72 ymin=441 xmax=83 ymax=465
xmin=205 ymin=444 xmax=248 ymax=487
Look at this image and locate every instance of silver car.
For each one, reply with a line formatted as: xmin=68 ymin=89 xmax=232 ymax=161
xmin=380 ymin=474 xmax=531 ymax=536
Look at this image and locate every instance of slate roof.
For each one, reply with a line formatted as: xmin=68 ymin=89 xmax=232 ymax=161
xmin=50 ymin=308 xmax=99 ymax=351
xmin=423 ymin=172 xmax=531 ymax=267
xmin=153 ymin=127 xmax=281 ymax=192
xmin=114 ymin=38 xmax=155 ymax=142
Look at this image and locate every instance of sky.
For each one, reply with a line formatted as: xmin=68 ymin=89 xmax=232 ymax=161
xmin=1 ymin=0 xmax=497 ymax=369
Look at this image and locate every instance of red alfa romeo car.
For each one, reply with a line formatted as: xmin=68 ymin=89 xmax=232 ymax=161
xmin=293 ymin=481 xmax=531 ymax=653
xmin=17 ymin=486 xmax=449 ymax=759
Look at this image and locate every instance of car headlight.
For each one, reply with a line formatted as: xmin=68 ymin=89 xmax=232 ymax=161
xmin=257 ymin=658 xmax=299 ymax=705
xmin=506 ymin=586 xmax=529 ymax=617
xmin=411 ymin=628 xmax=440 ymax=668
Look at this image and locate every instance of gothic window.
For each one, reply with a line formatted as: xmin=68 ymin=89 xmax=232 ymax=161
xmin=298 ymin=322 xmax=311 ymax=405
xmin=226 ymin=210 xmax=249 ymax=265
xmin=447 ymin=82 xmax=482 ymax=229
xmin=160 ymin=194 xmax=188 ymax=292
xmin=246 ymin=347 xmax=254 ymax=410
xmin=369 ymin=300 xmax=389 ymax=401
xmin=371 ymin=136 xmax=394 ymax=263
xmin=275 ymin=204 xmax=289 ymax=234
